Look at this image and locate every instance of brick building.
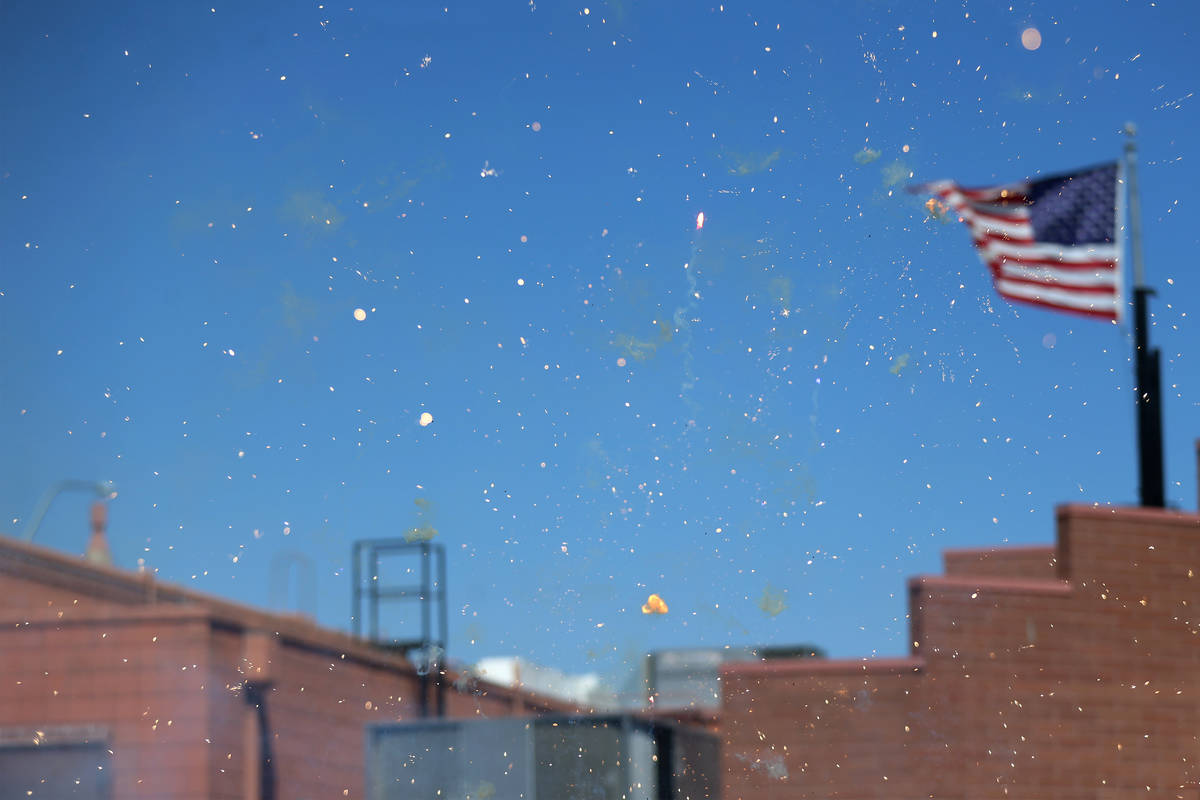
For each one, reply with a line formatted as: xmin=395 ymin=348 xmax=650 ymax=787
xmin=0 ymin=532 xmax=574 ymax=799
xmin=6 ymin=495 xmax=1200 ymax=799
xmin=721 ymin=503 xmax=1200 ymax=799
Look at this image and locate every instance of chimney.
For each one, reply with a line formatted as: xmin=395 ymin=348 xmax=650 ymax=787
xmin=85 ymin=501 xmax=113 ymax=566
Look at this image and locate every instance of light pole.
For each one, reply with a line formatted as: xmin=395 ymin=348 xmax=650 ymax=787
xmin=21 ymin=479 xmax=115 ymax=543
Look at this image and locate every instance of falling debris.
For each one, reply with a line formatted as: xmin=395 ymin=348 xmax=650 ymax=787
xmin=614 ymin=324 xmax=671 ymax=362
xmin=418 ymin=411 xmax=434 ymax=427
xmin=758 ymin=584 xmax=787 ymax=617
xmin=404 ymin=524 xmax=437 ymax=543
xmin=726 ymin=149 xmax=781 ymax=176
xmin=642 ymin=593 xmax=669 ymax=615
xmin=695 ymin=211 xmax=705 ymax=231
xmin=353 ymin=308 xmax=367 ymax=321
xmin=404 ymin=497 xmax=438 ymax=542
xmin=854 ymin=147 xmax=881 ymax=165
xmin=881 ymin=160 xmax=911 ymax=187
xmin=924 ymin=196 xmax=951 ymax=220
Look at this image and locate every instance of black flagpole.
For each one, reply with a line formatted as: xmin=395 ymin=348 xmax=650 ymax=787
xmin=1124 ymin=123 xmax=1165 ymax=508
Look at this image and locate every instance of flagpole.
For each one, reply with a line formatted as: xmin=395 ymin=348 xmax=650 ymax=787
xmin=1123 ymin=122 xmax=1165 ymax=507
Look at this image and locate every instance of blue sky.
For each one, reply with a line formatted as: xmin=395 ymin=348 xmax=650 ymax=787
xmin=2 ymin=0 xmax=1197 ymax=687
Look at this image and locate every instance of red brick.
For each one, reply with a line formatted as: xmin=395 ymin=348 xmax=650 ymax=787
xmin=722 ymin=504 xmax=1200 ymax=799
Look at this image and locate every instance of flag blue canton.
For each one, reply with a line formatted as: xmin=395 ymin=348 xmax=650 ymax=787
xmin=1026 ymin=163 xmax=1118 ymax=246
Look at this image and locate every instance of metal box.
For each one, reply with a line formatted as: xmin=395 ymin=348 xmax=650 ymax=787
xmin=365 ymin=715 xmax=719 ymax=800
xmin=643 ymin=645 xmax=824 ymax=710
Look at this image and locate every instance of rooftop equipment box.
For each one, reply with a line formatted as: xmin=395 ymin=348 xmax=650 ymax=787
xmin=365 ymin=715 xmax=719 ymax=800
xmin=643 ymin=644 xmax=823 ymax=710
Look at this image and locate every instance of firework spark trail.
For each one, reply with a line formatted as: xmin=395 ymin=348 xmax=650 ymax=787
xmin=809 ymin=383 xmax=821 ymax=448
xmin=672 ymin=212 xmax=705 ymax=419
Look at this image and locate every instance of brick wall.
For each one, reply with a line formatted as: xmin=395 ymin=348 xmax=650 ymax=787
xmin=0 ymin=607 xmax=215 ymax=798
xmin=0 ymin=537 xmax=576 ymax=800
xmin=943 ymin=545 xmax=1059 ymax=580
xmin=721 ymin=504 xmax=1200 ymax=800
xmin=204 ymin=627 xmax=575 ymax=799
xmin=722 ymin=658 xmax=926 ymax=799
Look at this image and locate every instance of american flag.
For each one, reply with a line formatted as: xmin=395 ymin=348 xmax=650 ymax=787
xmin=915 ymin=162 xmax=1122 ymax=320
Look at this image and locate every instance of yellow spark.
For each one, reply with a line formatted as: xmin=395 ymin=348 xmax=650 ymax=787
xmin=641 ymin=593 xmax=669 ymax=614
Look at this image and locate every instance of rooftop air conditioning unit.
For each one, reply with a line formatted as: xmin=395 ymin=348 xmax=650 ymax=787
xmin=365 ymin=715 xmax=719 ymax=800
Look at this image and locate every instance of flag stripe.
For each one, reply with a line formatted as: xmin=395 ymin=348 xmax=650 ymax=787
xmin=940 ymin=195 xmax=1035 ymax=237
xmin=996 ymin=289 xmax=1119 ymax=320
xmin=955 ymin=186 xmax=1029 ymax=204
xmin=975 ymin=231 xmax=1038 ymax=246
xmin=996 ymin=274 xmax=1117 ymax=294
xmin=995 ymin=280 xmax=1120 ymax=318
xmin=998 ymin=281 xmax=1118 ymax=319
xmin=960 ymin=203 xmax=1027 ymax=225
xmin=984 ymin=253 xmax=1117 ymax=272
xmin=961 ymin=213 xmax=1033 ymax=239
xmin=961 ymin=203 xmax=1030 ymax=225
xmin=984 ymin=251 xmax=1113 ymax=271
xmin=996 ymin=263 xmax=1118 ymax=288
xmin=979 ymin=239 xmax=1118 ymax=264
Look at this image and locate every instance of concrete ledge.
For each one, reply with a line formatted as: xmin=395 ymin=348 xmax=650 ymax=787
xmin=942 ymin=544 xmax=1054 ymax=558
xmin=1057 ymin=503 xmax=1200 ymax=527
xmin=0 ymin=725 xmax=110 ymax=747
xmin=909 ymin=574 xmax=1073 ymax=596
xmin=720 ymin=656 xmax=924 ymax=678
